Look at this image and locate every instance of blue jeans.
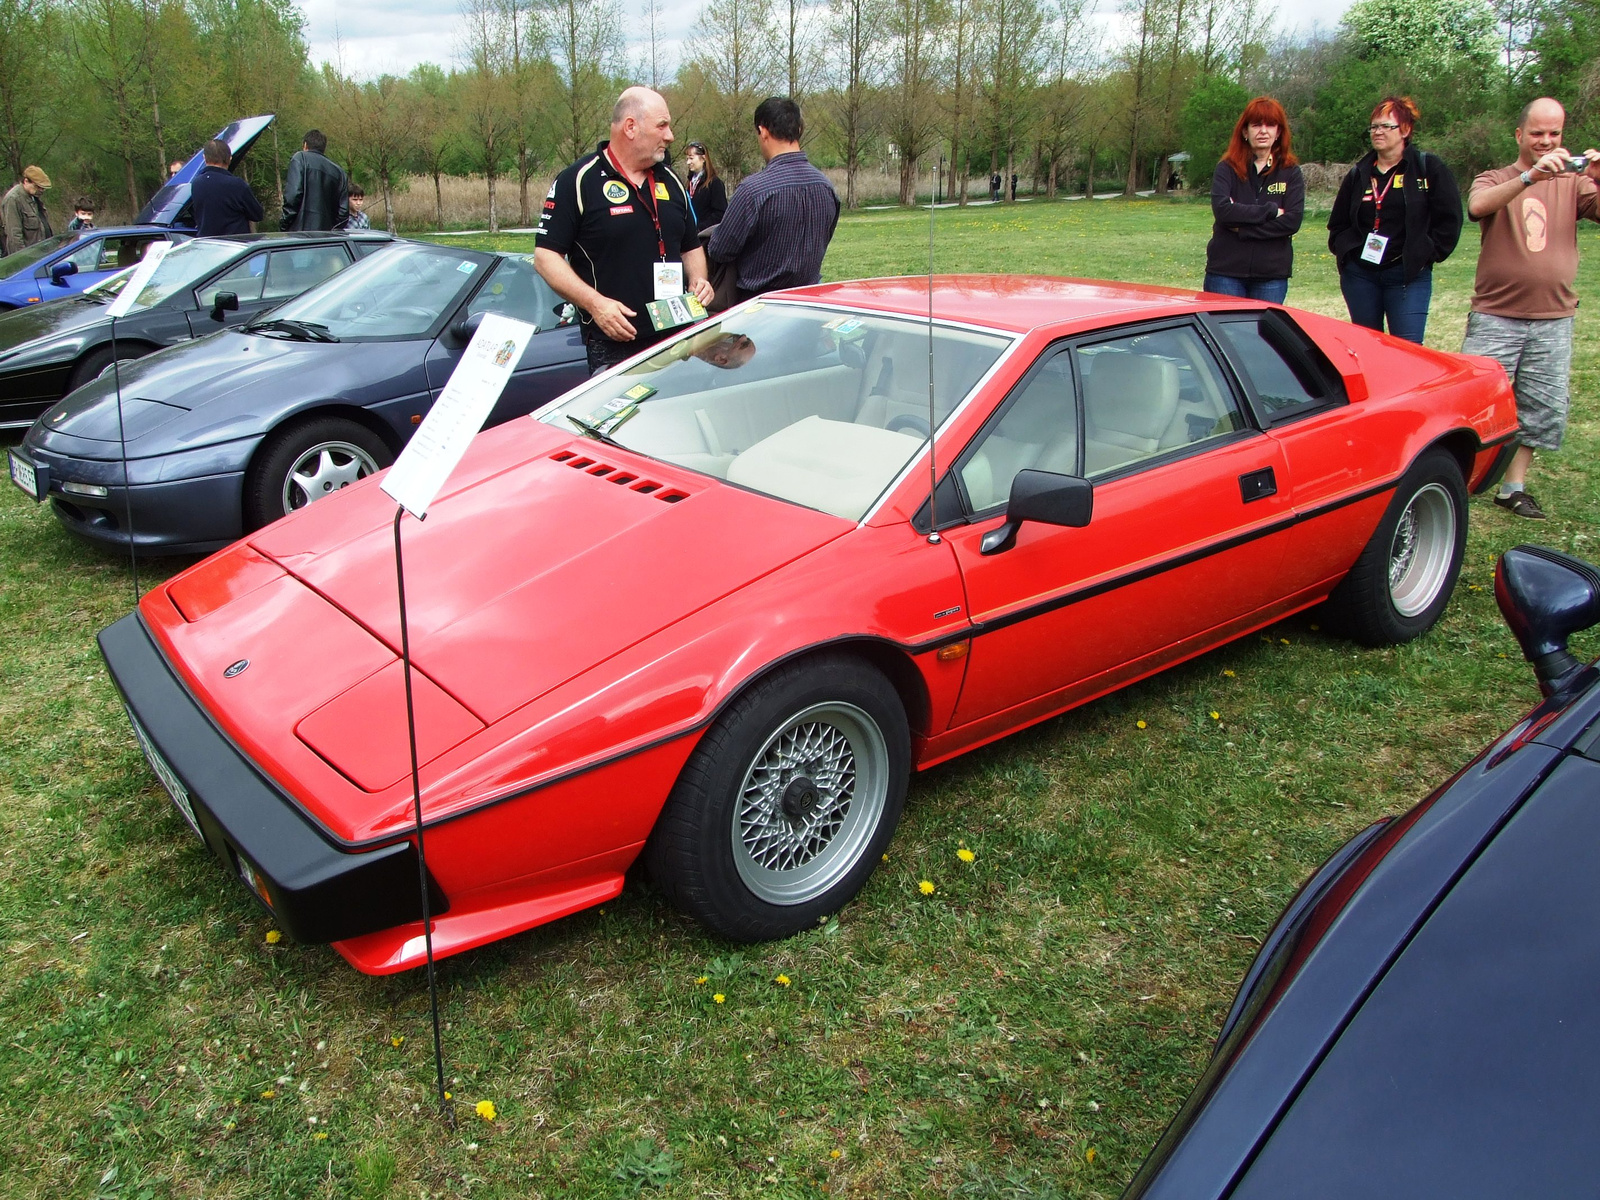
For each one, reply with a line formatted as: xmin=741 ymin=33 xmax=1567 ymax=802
xmin=1340 ymin=261 xmax=1432 ymax=344
xmin=1203 ymin=274 xmax=1289 ymax=304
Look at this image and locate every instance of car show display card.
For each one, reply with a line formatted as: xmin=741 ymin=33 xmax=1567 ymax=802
xmin=105 ymin=240 xmax=174 ymax=319
xmin=381 ymin=313 xmax=536 ymax=520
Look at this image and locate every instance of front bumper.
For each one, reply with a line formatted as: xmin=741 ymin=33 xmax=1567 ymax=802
xmin=98 ymin=612 xmax=444 ymax=944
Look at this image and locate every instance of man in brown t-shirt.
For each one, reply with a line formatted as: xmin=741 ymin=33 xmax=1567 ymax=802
xmin=1462 ymin=97 xmax=1600 ymax=519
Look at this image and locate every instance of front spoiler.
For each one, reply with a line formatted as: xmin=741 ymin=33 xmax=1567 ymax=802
xmin=98 ymin=612 xmax=444 ymax=944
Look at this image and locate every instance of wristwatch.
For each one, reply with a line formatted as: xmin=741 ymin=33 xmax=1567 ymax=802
xmin=1521 ymin=170 xmax=1535 ymax=186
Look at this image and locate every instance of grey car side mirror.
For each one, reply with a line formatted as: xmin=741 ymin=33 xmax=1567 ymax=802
xmin=980 ymin=469 xmax=1094 ymax=555
xmin=210 ymin=291 xmax=239 ymax=321
xmin=450 ymin=310 xmax=486 ymax=343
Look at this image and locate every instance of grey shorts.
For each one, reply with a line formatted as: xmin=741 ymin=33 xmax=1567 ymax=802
xmin=1461 ymin=311 xmax=1573 ymax=451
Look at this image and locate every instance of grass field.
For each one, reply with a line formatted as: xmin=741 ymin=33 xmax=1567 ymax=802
xmin=2 ymin=197 xmax=1597 ymax=1198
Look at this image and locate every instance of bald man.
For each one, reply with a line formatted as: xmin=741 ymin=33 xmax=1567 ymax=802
xmin=1463 ymin=97 xmax=1600 ymax=520
xmin=535 ymin=87 xmax=715 ymax=375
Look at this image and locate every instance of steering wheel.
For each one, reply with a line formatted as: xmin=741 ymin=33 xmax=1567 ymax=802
xmin=886 ymin=413 xmax=931 ymax=439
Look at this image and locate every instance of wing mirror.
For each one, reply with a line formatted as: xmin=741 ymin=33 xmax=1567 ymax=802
xmin=49 ymin=260 xmax=79 ymax=286
xmin=210 ymin=291 xmax=239 ymax=321
xmin=450 ymin=309 xmax=486 ymax=343
xmin=1495 ymin=546 xmax=1600 ymax=696
xmin=980 ymin=469 xmax=1093 ymax=555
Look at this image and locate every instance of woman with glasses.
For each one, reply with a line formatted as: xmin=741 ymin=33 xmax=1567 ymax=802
xmin=1203 ymin=96 xmax=1304 ymax=303
xmin=1327 ymin=96 xmax=1462 ymax=344
xmin=684 ymin=142 xmax=727 ymax=234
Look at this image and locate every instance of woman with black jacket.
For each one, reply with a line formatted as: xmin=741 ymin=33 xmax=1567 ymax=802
xmin=1204 ymin=96 xmax=1305 ymax=303
xmin=1327 ymin=96 xmax=1462 ymax=344
xmin=685 ymin=141 xmax=727 ymax=234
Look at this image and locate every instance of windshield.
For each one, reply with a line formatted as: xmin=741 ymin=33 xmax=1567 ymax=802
xmin=0 ymin=233 xmax=75 ymax=279
xmin=541 ymin=302 xmax=1012 ymax=522
xmin=108 ymin=239 xmax=243 ymax=313
xmin=259 ymin=242 xmax=484 ymax=340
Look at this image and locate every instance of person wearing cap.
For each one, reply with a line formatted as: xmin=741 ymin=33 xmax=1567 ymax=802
xmin=1 ymin=166 xmax=54 ymax=257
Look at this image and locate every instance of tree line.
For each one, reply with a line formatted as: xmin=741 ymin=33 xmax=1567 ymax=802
xmin=1 ymin=0 xmax=1595 ymax=231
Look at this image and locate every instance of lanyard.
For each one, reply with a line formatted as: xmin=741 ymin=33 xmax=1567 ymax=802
xmin=1369 ymin=166 xmax=1399 ymax=232
xmin=604 ymin=146 xmax=666 ymax=262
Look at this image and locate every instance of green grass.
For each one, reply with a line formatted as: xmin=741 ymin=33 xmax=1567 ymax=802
xmin=2 ymin=197 xmax=1597 ymax=1197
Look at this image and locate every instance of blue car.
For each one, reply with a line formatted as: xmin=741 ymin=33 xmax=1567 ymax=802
xmin=0 ymin=115 xmax=276 ymax=309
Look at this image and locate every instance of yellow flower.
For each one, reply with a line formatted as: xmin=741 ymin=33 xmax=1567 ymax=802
xmin=313 ymin=1131 xmax=328 ymax=1141
xmin=1136 ymin=719 xmax=1147 ymax=729
xmin=1222 ymin=669 xmax=1236 ymax=677
xmin=444 ymin=1091 xmax=452 ymax=1100
xmin=1086 ymin=1147 xmax=1097 ymax=1164
xmin=830 ymin=1149 xmax=843 ymax=1159
xmin=775 ymin=974 xmax=791 ymax=987
xmin=1280 ymin=637 xmax=1291 ymax=645
xmin=390 ymin=1036 xmax=404 ymax=1048
xmin=260 ymin=1089 xmax=275 ymax=1100
xmin=919 ymin=880 xmax=935 ymax=895
xmin=695 ymin=975 xmax=708 ymax=985
xmin=265 ymin=930 xmax=281 ymax=945
xmin=957 ymin=848 xmax=975 ymax=863
xmin=475 ymin=1100 xmax=497 ymax=1121
xmin=714 ymin=993 xmax=726 ymax=1004
xmin=1209 ymin=711 xmax=1220 ymax=721
xmin=881 ymin=852 xmax=889 ymax=862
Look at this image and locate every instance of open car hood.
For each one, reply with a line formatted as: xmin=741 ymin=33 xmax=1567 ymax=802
xmin=136 ymin=115 xmax=276 ymax=227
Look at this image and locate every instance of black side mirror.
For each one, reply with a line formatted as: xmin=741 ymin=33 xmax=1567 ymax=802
xmin=450 ymin=310 xmax=486 ymax=343
xmin=210 ymin=291 xmax=239 ymax=321
xmin=1495 ymin=545 xmax=1600 ymax=696
xmin=981 ymin=469 xmax=1094 ymax=555
xmin=50 ymin=260 xmax=79 ymax=286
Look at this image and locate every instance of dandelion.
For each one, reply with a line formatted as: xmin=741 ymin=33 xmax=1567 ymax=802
xmin=881 ymin=853 xmax=889 ymax=863
xmin=919 ymin=880 xmax=935 ymax=895
xmin=775 ymin=974 xmax=791 ymax=987
xmin=1209 ymin=711 xmax=1220 ymax=721
xmin=957 ymin=848 xmax=975 ymax=863
xmin=695 ymin=975 xmax=708 ymax=985
xmin=1222 ymin=669 xmax=1236 ymax=677
xmin=830 ymin=1149 xmax=843 ymax=1159
xmin=390 ymin=1036 xmax=404 ymax=1048
xmin=1086 ymin=1147 xmax=1097 ymax=1164
xmin=476 ymin=1100 xmax=497 ymax=1121
xmin=1280 ymin=637 xmax=1291 ymax=645
xmin=314 ymin=1131 xmax=328 ymax=1141
xmin=1135 ymin=719 xmax=1147 ymax=729
xmin=265 ymin=930 xmax=281 ymax=945
xmin=444 ymin=1091 xmax=453 ymax=1100
xmin=714 ymin=993 xmax=726 ymax=1004
xmin=260 ymin=1089 xmax=275 ymax=1100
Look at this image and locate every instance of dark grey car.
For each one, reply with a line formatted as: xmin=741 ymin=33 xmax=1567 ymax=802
xmin=11 ymin=241 xmax=587 ymax=554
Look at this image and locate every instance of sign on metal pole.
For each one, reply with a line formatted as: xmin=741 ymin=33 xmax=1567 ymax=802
xmin=105 ymin=240 xmax=174 ymax=319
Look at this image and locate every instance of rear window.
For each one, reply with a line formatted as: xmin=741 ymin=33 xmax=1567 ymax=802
xmin=1214 ymin=312 xmax=1345 ymax=420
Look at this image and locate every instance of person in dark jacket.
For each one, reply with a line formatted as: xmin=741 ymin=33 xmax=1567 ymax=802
xmin=280 ymin=129 xmax=349 ymax=232
xmin=1327 ymin=96 xmax=1462 ymax=344
xmin=190 ymin=139 xmax=264 ymax=236
xmin=1203 ymin=96 xmax=1304 ymax=303
xmin=1 ymin=166 xmax=53 ymax=257
xmin=684 ymin=141 xmax=727 ymax=233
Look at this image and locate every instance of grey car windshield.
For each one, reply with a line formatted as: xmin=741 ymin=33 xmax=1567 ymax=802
xmin=259 ymin=243 xmax=484 ymax=340
xmin=541 ymin=302 xmax=1013 ymax=522
xmin=96 ymin=239 xmax=244 ymax=313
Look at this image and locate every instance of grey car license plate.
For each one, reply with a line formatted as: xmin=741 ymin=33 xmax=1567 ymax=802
xmin=8 ymin=449 xmax=38 ymax=500
xmin=127 ymin=708 xmax=203 ymax=840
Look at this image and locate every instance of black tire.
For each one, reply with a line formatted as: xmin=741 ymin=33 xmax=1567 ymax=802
xmin=644 ymin=653 xmax=911 ymax=942
xmin=1325 ymin=448 xmax=1467 ymax=646
xmin=244 ymin=416 xmax=392 ymax=530
xmin=69 ymin=343 xmax=148 ymax=393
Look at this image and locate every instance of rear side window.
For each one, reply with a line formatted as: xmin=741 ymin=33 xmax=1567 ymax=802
xmin=1214 ymin=312 xmax=1347 ymax=420
xmin=197 ymin=251 xmax=267 ymax=307
xmin=263 ymin=245 xmax=351 ymax=300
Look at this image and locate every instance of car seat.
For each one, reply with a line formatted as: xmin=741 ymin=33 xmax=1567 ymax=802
xmin=1081 ymin=352 xmax=1180 ymax=476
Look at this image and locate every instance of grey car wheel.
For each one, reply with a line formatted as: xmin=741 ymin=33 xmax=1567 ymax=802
xmin=245 ymin=416 xmax=393 ymax=530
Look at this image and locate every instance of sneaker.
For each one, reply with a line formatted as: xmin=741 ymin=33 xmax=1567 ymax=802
xmin=1495 ymin=490 xmax=1546 ymax=519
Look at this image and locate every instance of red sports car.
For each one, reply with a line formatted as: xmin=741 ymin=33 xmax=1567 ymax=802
xmin=100 ymin=277 xmax=1518 ymax=974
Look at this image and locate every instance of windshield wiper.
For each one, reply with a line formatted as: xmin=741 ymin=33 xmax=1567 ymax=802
xmin=246 ymin=318 xmax=339 ymax=343
xmin=566 ymin=414 xmax=625 ymax=448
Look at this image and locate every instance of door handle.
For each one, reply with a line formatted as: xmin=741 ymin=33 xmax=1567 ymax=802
xmin=1239 ymin=466 xmax=1277 ymax=503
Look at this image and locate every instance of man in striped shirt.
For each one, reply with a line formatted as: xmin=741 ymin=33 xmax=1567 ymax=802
xmin=708 ymin=98 xmax=840 ymax=303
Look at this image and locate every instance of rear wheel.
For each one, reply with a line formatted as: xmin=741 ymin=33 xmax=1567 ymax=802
xmin=645 ymin=654 xmax=910 ymax=942
xmin=1325 ymin=448 xmax=1467 ymax=646
xmin=244 ymin=416 xmax=392 ymax=530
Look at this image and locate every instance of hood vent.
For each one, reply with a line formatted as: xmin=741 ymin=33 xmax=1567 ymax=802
xmin=550 ymin=448 xmax=689 ymax=503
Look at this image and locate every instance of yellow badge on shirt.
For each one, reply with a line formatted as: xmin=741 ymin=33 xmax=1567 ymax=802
xmin=654 ymin=181 xmax=670 ymax=200
xmin=603 ymin=179 xmax=629 ymax=204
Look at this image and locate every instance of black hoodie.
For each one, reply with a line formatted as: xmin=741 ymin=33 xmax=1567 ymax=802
xmin=1205 ymin=159 xmax=1305 ymax=280
xmin=1327 ymin=145 xmax=1462 ymax=282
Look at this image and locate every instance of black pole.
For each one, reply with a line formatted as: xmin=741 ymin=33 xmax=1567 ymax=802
xmin=110 ymin=313 xmax=140 ymax=604
xmin=393 ymin=506 xmax=453 ymax=1125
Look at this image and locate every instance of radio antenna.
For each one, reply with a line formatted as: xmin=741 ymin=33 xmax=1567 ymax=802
xmin=925 ymin=155 xmax=940 ymax=545
xmin=110 ymin=313 xmax=141 ymax=604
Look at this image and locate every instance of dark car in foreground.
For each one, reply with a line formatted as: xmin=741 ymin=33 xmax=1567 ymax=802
xmin=1125 ymin=544 xmax=1600 ymax=1199
xmin=13 ymin=241 xmax=585 ymax=552
xmin=0 ymin=231 xmax=392 ymax=431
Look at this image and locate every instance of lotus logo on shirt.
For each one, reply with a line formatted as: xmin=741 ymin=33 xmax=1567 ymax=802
xmin=603 ymin=180 xmax=630 ymax=204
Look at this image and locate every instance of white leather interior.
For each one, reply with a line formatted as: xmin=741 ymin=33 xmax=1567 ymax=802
xmin=726 ymin=416 xmax=923 ymax=519
xmin=1082 ymin=353 xmax=1182 ymax=475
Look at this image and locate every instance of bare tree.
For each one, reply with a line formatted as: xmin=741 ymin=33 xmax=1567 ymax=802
xmin=1153 ymin=0 xmax=1188 ymax=194
xmin=1036 ymin=0 xmax=1091 ymax=197
xmin=335 ymin=72 xmax=417 ymax=233
xmin=945 ymin=0 xmax=976 ymax=203
xmin=885 ymin=0 xmax=946 ymax=203
xmin=544 ymin=0 xmax=624 ymax=164
xmin=692 ymin=0 xmax=779 ymax=179
xmin=408 ymin=64 xmax=459 ymax=231
xmin=502 ymin=0 xmax=547 ymax=225
xmin=459 ymin=0 xmax=509 ymax=231
xmin=978 ymin=0 xmax=1045 ymax=203
xmin=1119 ymin=0 xmax=1161 ymax=195
xmin=826 ymin=0 xmax=883 ymax=207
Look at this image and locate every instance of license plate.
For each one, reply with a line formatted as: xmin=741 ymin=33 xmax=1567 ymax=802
xmin=8 ymin=449 xmax=38 ymax=500
xmin=127 ymin=708 xmax=203 ymax=840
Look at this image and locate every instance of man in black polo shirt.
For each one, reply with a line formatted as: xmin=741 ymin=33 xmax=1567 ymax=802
xmin=535 ymin=86 xmax=715 ymax=374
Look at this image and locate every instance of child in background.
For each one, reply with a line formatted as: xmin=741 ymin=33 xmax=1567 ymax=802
xmin=66 ymin=197 xmax=95 ymax=231
xmin=344 ymin=185 xmax=370 ymax=230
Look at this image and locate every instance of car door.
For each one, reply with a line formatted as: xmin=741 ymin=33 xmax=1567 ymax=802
xmin=942 ymin=319 xmax=1294 ymax=730
xmin=423 ymin=256 xmax=587 ymax=426
xmin=188 ymin=251 xmax=271 ymax=336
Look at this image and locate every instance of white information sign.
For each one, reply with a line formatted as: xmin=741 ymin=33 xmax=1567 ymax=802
xmin=381 ymin=312 xmax=537 ymax=519
xmin=105 ymin=239 xmax=174 ymax=319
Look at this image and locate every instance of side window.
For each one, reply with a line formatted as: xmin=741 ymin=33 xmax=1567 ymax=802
xmin=196 ymin=252 xmax=267 ymax=308
xmin=1214 ymin=315 xmax=1338 ymax=419
xmin=263 ymin=245 xmax=350 ymax=300
xmin=1078 ymin=325 xmax=1245 ymax=478
xmin=61 ymin=238 xmax=108 ymax=273
xmin=958 ymin=352 xmax=1078 ymax=513
xmin=467 ymin=256 xmax=560 ymax=330
xmin=98 ymin=235 xmax=163 ymax=271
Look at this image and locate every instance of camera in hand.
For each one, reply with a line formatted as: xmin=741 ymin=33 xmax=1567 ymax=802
xmin=1564 ymin=154 xmax=1590 ymax=172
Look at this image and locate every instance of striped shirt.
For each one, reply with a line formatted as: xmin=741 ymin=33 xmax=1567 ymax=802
xmin=707 ymin=151 xmax=840 ymax=294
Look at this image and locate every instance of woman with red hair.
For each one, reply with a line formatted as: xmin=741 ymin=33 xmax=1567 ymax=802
xmin=1327 ymin=96 xmax=1462 ymax=343
xmin=1203 ymin=97 xmax=1305 ymax=303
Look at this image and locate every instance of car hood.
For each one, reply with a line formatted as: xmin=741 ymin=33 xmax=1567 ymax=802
xmin=136 ymin=115 xmax=275 ymax=227
xmin=0 ymin=294 xmax=107 ymax=359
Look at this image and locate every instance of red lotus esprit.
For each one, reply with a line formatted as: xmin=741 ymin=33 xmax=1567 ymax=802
xmin=100 ymin=277 xmax=1517 ymax=974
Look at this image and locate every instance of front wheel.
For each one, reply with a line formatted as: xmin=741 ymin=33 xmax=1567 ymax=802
xmin=644 ymin=654 xmax=910 ymax=942
xmin=244 ymin=416 xmax=392 ymax=530
xmin=1325 ymin=448 xmax=1467 ymax=646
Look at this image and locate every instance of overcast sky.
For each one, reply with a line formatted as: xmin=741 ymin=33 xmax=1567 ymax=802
xmin=300 ymin=0 xmax=1358 ymax=82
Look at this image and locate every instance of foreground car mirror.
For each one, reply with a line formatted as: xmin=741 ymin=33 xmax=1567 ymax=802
xmin=980 ymin=469 xmax=1093 ymax=556
xmin=210 ymin=291 xmax=239 ymax=321
xmin=50 ymin=261 xmax=79 ymax=286
xmin=450 ymin=310 xmax=486 ymax=343
xmin=1495 ymin=545 xmax=1600 ymax=696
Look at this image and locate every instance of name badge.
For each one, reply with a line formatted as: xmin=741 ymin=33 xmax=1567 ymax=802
xmin=1360 ymin=232 xmax=1389 ymax=264
xmin=654 ymin=261 xmax=684 ymax=300
xmin=645 ymin=293 xmax=706 ymax=332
